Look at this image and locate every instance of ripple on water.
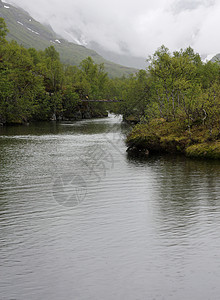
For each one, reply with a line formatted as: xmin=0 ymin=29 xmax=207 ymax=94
xmin=1 ymin=116 xmax=220 ymax=300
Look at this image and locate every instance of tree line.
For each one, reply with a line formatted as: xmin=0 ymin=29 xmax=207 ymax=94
xmin=119 ymin=46 xmax=220 ymax=138
xmin=0 ymin=18 xmax=120 ymax=124
xmin=1 ymin=16 xmax=220 ymax=138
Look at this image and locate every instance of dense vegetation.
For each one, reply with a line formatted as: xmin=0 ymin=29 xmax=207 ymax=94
xmin=0 ymin=18 xmax=120 ymax=124
xmin=1 ymin=16 xmax=220 ymax=158
xmin=124 ymin=46 xmax=220 ymax=158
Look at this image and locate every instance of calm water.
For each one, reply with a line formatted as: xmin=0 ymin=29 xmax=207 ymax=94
xmin=0 ymin=115 xmax=220 ymax=300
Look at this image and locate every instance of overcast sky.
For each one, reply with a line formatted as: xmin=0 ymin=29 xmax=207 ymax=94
xmin=4 ymin=0 xmax=220 ymax=57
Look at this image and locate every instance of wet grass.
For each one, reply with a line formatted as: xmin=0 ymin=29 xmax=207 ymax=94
xmin=126 ymin=118 xmax=220 ymax=159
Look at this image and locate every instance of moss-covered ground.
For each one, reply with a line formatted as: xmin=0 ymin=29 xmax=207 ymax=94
xmin=126 ymin=119 xmax=220 ymax=159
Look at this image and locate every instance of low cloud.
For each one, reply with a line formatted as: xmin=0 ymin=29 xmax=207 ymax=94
xmin=6 ymin=0 xmax=220 ymax=57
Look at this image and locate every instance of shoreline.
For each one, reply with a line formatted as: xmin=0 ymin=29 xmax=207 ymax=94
xmin=0 ymin=109 xmax=108 ymax=126
xmin=126 ymin=119 xmax=220 ymax=160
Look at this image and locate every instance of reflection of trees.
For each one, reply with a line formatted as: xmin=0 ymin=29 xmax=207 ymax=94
xmin=152 ymin=155 xmax=220 ymax=240
xmin=127 ymin=154 xmax=220 ymax=242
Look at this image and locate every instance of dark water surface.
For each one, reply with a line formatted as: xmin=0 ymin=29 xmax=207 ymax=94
xmin=0 ymin=115 xmax=220 ymax=300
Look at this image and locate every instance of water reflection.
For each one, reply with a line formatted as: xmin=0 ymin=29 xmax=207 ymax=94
xmin=0 ymin=116 xmax=125 ymax=137
xmin=1 ymin=116 xmax=220 ymax=300
xmin=140 ymin=155 xmax=220 ymax=245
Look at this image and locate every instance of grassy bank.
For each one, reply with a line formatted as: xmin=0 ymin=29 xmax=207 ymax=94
xmin=126 ymin=119 xmax=220 ymax=159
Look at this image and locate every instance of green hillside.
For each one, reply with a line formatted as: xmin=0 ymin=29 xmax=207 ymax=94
xmin=0 ymin=1 xmax=137 ymax=77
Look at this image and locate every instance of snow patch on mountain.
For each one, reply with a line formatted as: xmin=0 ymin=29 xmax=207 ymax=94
xmin=203 ymin=54 xmax=216 ymax=62
xmin=27 ymin=27 xmax=39 ymax=35
xmin=63 ymin=30 xmax=87 ymax=46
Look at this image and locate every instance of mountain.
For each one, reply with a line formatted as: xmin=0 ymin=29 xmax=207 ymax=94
xmin=0 ymin=0 xmax=137 ymax=77
xmin=211 ymin=54 xmax=220 ymax=62
xmin=88 ymin=41 xmax=148 ymax=69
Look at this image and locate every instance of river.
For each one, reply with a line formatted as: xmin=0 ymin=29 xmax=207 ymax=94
xmin=0 ymin=114 xmax=220 ymax=300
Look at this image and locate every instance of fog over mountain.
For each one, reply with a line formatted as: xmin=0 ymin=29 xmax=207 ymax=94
xmin=2 ymin=0 xmax=219 ymax=59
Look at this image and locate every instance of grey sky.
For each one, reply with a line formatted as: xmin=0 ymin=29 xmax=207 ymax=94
xmin=4 ymin=0 xmax=219 ymax=57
